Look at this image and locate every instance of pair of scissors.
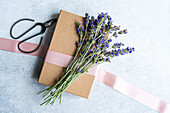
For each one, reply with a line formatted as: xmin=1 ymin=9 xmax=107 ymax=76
xmin=10 ymin=18 xmax=57 ymax=53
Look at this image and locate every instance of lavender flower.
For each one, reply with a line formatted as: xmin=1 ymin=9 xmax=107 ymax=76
xmin=38 ymin=12 xmax=135 ymax=105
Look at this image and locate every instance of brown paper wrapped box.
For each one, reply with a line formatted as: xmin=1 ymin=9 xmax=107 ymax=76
xmin=38 ymin=10 xmax=95 ymax=98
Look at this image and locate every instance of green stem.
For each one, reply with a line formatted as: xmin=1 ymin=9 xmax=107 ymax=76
xmin=67 ymin=27 xmax=88 ymax=72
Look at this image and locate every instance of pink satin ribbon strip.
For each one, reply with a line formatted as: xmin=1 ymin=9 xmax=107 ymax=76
xmin=95 ymin=69 xmax=170 ymax=113
xmin=45 ymin=50 xmax=73 ymax=67
xmin=0 ymin=37 xmax=170 ymax=113
xmin=45 ymin=50 xmax=98 ymax=75
xmin=0 ymin=37 xmax=48 ymax=58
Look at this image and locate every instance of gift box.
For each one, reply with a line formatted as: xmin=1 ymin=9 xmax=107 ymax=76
xmin=38 ymin=10 xmax=95 ymax=98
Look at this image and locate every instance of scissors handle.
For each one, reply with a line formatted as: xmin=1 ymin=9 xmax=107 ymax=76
xmin=10 ymin=19 xmax=46 ymax=39
xmin=10 ymin=18 xmax=57 ymax=53
xmin=18 ymin=32 xmax=43 ymax=53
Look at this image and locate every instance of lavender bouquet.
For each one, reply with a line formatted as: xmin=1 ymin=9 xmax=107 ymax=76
xmin=38 ymin=12 xmax=135 ymax=105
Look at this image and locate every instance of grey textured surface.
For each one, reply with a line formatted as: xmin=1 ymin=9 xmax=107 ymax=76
xmin=0 ymin=0 xmax=169 ymax=113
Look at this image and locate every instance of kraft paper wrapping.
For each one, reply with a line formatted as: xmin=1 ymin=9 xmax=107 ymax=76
xmin=38 ymin=10 xmax=95 ymax=98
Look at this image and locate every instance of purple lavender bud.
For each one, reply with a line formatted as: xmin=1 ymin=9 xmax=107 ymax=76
xmin=121 ymin=52 xmax=125 ymax=55
xmin=132 ymin=47 xmax=135 ymax=52
xmin=113 ymin=32 xmax=118 ymax=37
xmin=101 ymin=36 xmax=105 ymax=39
xmin=81 ymin=27 xmax=83 ymax=31
xmin=108 ymin=39 xmax=112 ymax=42
xmin=123 ymin=29 xmax=128 ymax=34
xmin=106 ymin=45 xmax=109 ymax=48
xmin=106 ymin=58 xmax=111 ymax=62
xmin=77 ymin=22 xmax=81 ymax=25
xmin=95 ymin=60 xmax=98 ymax=64
xmin=85 ymin=12 xmax=88 ymax=17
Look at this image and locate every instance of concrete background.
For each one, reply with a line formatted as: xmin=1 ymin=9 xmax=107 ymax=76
xmin=0 ymin=0 xmax=169 ymax=113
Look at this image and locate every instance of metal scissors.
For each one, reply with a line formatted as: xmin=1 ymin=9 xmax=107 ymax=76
xmin=10 ymin=18 xmax=57 ymax=53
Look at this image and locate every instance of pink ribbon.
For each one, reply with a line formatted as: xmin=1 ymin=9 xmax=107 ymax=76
xmin=0 ymin=37 xmax=48 ymax=58
xmin=0 ymin=37 xmax=170 ymax=113
xmin=45 ymin=50 xmax=98 ymax=75
xmin=95 ymin=69 xmax=170 ymax=113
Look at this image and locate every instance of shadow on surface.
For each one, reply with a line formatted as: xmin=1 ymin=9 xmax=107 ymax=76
xmin=32 ymin=13 xmax=59 ymax=79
